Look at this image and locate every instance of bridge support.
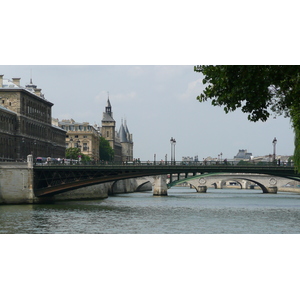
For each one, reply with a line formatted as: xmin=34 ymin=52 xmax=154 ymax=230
xmin=214 ymin=181 xmax=223 ymax=189
xmin=265 ymin=186 xmax=278 ymax=194
xmin=153 ymin=175 xmax=168 ymax=196
xmin=196 ymin=186 xmax=207 ymax=193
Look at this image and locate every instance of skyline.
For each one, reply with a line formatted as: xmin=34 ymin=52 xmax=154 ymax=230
xmin=0 ymin=65 xmax=295 ymax=161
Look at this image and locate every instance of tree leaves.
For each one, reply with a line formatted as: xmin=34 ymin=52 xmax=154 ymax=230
xmin=195 ymin=65 xmax=300 ymax=172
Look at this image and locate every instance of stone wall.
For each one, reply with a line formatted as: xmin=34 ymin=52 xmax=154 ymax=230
xmin=0 ymin=161 xmax=152 ymax=204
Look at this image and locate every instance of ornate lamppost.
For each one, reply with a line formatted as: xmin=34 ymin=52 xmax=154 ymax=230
xmin=170 ymin=137 xmax=176 ymax=164
xmin=273 ymin=137 xmax=277 ymax=164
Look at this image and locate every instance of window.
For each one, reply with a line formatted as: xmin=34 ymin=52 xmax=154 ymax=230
xmin=75 ymin=135 xmax=78 ymax=138
xmin=83 ymin=135 xmax=87 ymax=138
xmin=107 ymin=131 xmax=109 ymax=137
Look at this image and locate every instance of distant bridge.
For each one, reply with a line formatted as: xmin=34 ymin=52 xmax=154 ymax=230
xmin=33 ymin=161 xmax=300 ymax=197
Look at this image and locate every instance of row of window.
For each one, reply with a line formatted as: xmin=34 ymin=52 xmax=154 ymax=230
xmin=61 ymin=125 xmax=95 ymax=132
xmin=21 ymin=96 xmax=51 ymax=123
xmin=0 ymin=114 xmax=16 ymax=132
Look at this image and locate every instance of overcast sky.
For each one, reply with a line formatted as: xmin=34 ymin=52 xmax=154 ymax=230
xmin=2 ymin=2 xmax=298 ymax=162
xmin=0 ymin=65 xmax=295 ymax=161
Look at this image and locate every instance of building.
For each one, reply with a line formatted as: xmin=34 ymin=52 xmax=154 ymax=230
xmin=118 ymin=119 xmax=134 ymax=162
xmin=55 ymin=119 xmax=100 ymax=161
xmin=101 ymin=98 xmax=133 ymax=162
xmin=0 ymin=75 xmax=66 ymax=161
xmin=234 ymin=149 xmax=253 ymax=161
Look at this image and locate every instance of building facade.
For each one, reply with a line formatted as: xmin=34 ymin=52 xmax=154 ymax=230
xmin=56 ymin=119 xmax=100 ymax=161
xmin=0 ymin=75 xmax=66 ymax=161
xmin=101 ymin=98 xmax=133 ymax=162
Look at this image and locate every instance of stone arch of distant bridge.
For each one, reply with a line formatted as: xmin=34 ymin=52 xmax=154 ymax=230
xmin=168 ymin=173 xmax=293 ymax=193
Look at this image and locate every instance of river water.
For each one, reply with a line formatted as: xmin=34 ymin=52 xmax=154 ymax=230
xmin=1 ymin=187 xmax=300 ymax=234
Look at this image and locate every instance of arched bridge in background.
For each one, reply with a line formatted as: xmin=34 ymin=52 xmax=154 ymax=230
xmin=33 ymin=161 xmax=300 ymax=197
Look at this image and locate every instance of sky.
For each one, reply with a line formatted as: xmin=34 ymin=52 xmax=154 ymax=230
xmin=0 ymin=65 xmax=295 ymax=161
xmin=2 ymin=1 xmax=300 ymax=297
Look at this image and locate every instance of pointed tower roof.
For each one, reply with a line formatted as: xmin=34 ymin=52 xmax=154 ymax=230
xmin=124 ymin=119 xmax=130 ymax=135
xmin=119 ymin=119 xmax=129 ymax=143
xmin=102 ymin=95 xmax=115 ymax=122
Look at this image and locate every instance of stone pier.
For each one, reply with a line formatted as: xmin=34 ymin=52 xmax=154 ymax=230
xmin=196 ymin=186 xmax=207 ymax=193
xmin=265 ymin=186 xmax=278 ymax=194
xmin=153 ymin=175 xmax=168 ymax=196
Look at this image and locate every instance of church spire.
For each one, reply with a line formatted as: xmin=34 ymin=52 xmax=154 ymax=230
xmin=105 ymin=92 xmax=112 ymax=116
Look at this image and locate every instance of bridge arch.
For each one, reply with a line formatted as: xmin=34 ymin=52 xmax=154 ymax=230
xmin=33 ymin=164 xmax=299 ymax=197
xmin=168 ymin=173 xmax=286 ymax=194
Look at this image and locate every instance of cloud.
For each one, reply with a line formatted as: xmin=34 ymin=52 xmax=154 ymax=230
xmin=177 ymin=78 xmax=204 ymax=102
xmin=95 ymin=90 xmax=137 ymax=104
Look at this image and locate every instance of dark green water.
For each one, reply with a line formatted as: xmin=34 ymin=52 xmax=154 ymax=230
xmin=1 ymin=187 xmax=300 ymax=234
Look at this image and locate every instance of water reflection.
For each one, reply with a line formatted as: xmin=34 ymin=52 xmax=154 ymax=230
xmin=0 ymin=188 xmax=300 ymax=234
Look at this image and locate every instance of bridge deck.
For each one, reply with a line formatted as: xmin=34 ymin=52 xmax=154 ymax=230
xmin=33 ymin=162 xmax=299 ymax=197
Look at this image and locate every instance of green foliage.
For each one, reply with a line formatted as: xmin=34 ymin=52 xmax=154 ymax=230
xmin=99 ymin=137 xmax=114 ymax=161
xmin=194 ymin=65 xmax=300 ymax=172
xmin=65 ymin=148 xmax=91 ymax=162
xmin=80 ymin=153 xmax=91 ymax=162
xmin=66 ymin=147 xmax=81 ymax=160
xmin=290 ymin=101 xmax=300 ymax=172
xmin=237 ymin=160 xmax=251 ymax=165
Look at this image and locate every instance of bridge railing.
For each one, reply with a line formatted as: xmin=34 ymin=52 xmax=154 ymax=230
xmin=33 ymin=160 xmax=294 ymax=168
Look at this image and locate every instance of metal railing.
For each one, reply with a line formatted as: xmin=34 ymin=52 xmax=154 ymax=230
xmin=33 ymin=160 xmax=294 ymax=168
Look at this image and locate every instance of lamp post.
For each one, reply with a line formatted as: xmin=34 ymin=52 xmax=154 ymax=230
xmin=170 ymin=137 xmax=176 ymax=164
xmin=21 ymin=137 xmax=25 ymax=161
xmin=32 ymin=140 xmax=36 ymax=158
xmin=273 ymin=137 xmax=277 ymax=164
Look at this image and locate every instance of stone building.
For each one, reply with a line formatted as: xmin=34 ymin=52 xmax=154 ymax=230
xmin=0 ymin=75 xmax=66 ymax=161
xmin=101 ymin=98 xmax=133 ymax=162
xmin=118 ymin=119 xmax=134 ymax=162
xmin=234 ymin=149 xmax=253 ymax=161
xmin=56 ymin=118 xmax=100 ymax=161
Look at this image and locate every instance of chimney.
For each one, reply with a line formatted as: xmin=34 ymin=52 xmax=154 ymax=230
xmin=12 ymin=78 xmax=21 ymax=86
xmin=0 ymin=75 xmax=3 ymax=88
xmin=34 ymin=88 xmax=42 ymax=97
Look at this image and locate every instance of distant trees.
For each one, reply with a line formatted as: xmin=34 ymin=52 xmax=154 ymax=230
xmin=65 ymin=147 xmax=90 ymax=162
xmin=194 ymin=65 xmax=300 ymax=172
xmin=99 ymin=137 xmax=114 ymax=161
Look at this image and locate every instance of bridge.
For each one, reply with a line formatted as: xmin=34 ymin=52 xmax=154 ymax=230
xmin=33 ymin=160 xmax=300 ymax=197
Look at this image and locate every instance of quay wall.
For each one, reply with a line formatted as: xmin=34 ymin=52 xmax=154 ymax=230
xmin=0 ymin=162 xmax=35 ymax=204
xmin=0 ymin=162 xmax=152 ymax=204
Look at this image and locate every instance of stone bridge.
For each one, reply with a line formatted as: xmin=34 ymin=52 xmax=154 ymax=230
xmin=1 ymin=155 xmax=300 ymax=203
xmin=168 ymin=173 xmax=294 ymax=194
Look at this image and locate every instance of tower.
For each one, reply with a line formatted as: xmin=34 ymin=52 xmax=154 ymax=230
xmin=101 ymin=96 xmax=115 ymax=150
xmin=119 ymin=118 xmax=134 ymax=162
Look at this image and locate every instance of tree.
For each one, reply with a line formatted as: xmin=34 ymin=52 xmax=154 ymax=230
xmin=194 ymin=65 xmax=300 ymax=172
xmin=99 ymin=137 xmax=114 ymax=161
xmin=65 ymin=147 xmax=91 ymax=162
xmin=66 ymin=147 xmax=81 ymax=160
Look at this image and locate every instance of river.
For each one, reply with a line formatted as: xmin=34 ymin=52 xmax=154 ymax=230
xmin=1 ymin=187 xmax=300 ymax=234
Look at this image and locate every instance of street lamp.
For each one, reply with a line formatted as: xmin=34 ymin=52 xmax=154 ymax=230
xmin=21 ymin=137 xmax=25 ymax=161
xmin=273 ymin=137 xmax=277 ymax=163
xmin=170 ymin=137 xmax=176 ymax=164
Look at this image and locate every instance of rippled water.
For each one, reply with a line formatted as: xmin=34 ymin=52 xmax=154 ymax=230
xmin=1 ymin=187 xmax=300 ymax=233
